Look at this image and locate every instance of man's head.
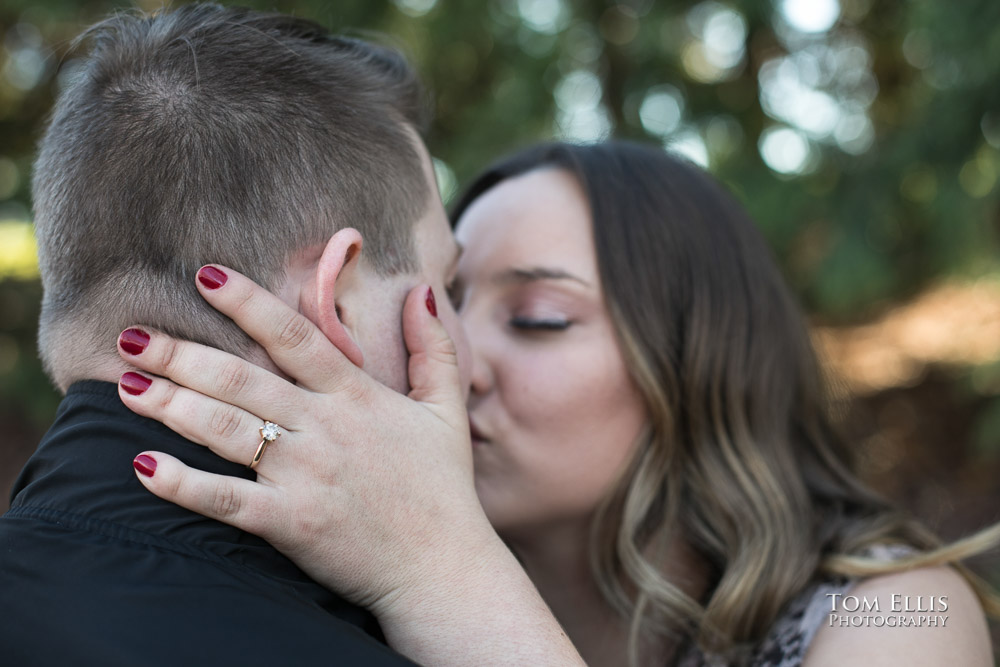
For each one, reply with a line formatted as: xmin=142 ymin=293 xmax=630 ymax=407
xmin=34 ymin=4 xmax=465 ymax=393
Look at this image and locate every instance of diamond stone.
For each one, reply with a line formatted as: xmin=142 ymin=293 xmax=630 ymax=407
xmin=260 ymin=421 xmax=281 ymax=441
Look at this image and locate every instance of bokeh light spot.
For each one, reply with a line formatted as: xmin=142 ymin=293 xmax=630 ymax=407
xmin=0 ymin=221 xmax=38 ymax=279
xmin=780 ymin=0 xmax=840 ymax=34
xmin=639 ymin=86 xmax=684 ymax=137
xmin=759 ymin=126 xmax=812 ymax=175
xmin=432 ymin=157 xmax=457 ymax=206
xmin=666 ymin=128 xmax=710 ymax=168
xmin=391 ymin=0 xmax=438 ymax=18
xmin=517 ymin=0 xmax=568 ymax=35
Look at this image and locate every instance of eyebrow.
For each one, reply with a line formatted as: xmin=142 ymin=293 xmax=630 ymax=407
xmin=492 ymin=266 xmax=590 ymax=287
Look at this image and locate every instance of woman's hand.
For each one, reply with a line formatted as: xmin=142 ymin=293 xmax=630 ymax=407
xmin=117 ymin=266 xmax=484 ymax=608
xmin=116 ymin=266 xmax=585 ymax=666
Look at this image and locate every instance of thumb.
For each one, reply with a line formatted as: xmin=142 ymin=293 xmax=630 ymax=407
xmin=402 ymin=285 xmax=464 ymax=413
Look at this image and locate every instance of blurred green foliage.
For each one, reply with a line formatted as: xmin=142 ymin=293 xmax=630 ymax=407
xmin=0 ymin=0 xmax=999 ymax=453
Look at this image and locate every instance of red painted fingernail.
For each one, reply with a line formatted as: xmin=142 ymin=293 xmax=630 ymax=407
xmin=133 ymin=454 xmax=157 ymax=477
xmin=426 ymin=287 xmax=437 ymax=317
xmin=120 ymin=372 xmax=152 ymax=396
xmin=197 ymin=265 xmax=228 ymax=290
xmin=119 ymin=328 xmax=150 ymax=355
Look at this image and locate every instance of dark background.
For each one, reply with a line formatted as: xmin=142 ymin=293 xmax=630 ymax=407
xmin=0 ymin=0 xmax=998 ymax=645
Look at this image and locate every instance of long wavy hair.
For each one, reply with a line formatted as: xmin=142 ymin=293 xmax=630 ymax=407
xmin=451 ymin=141 xmax=999 ymax=664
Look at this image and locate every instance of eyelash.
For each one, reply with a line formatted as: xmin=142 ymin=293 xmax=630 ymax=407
xmin=509 ymin=317 xmax=571 ymax=331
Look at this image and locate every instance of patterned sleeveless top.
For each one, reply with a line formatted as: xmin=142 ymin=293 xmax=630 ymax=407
xmin=675 ymin=545 xmax=909 ymax=666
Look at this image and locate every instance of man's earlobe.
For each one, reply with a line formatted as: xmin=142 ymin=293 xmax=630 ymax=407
xmin=315 ymin=228 xmax=365 ymax=368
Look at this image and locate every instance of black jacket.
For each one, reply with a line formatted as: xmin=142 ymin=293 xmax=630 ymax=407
xmin=0 ymin=381 xmax=416 ymax=666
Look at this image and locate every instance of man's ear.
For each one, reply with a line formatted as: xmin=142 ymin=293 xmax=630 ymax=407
xmin=314 ymin=227 xmax=365 ymax=368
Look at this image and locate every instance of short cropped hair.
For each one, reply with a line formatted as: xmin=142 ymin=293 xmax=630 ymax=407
xmin=33 ymin=4 xmax=430 ymax=387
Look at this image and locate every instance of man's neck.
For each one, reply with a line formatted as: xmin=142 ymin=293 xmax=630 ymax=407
xmin=55 ymin=358 xmax=132 ymax=394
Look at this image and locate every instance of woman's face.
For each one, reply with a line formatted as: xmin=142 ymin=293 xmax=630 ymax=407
xmin=453 ymin=168 xmax=647 ymax=540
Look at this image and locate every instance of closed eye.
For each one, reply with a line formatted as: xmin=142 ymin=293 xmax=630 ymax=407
xmin=509 ymin=317 xmax=571 ymax=331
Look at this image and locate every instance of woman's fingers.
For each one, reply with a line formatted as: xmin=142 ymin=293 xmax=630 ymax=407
xmin=132 ymin=451 xmax=284 ymax=538
xmin=402 ymin=285 xmax=465 ymax=418
xmin=117 ymin=327 xmax=300 ymax=425
xmin=118 ymin=371 xmax=288 ymax=470
xmin=194 ymin=265 xmax=360 ymax=393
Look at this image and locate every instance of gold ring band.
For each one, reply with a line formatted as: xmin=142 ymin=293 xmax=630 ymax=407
xmin=248 ymin=420 xmax=282 ymax=470
xmin=248 ymin=438 xmax=269 ymax=470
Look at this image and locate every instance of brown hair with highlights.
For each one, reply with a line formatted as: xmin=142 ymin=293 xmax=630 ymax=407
xmin=453 ymin=141 xmax=999 ymax=664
